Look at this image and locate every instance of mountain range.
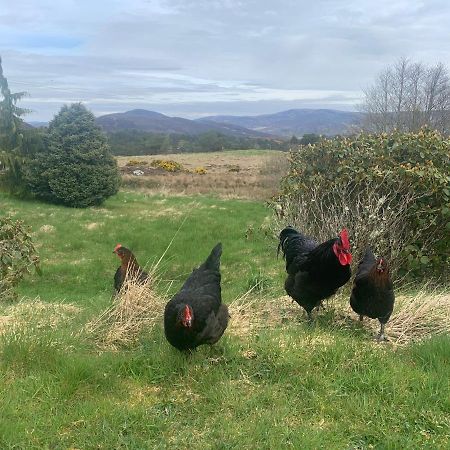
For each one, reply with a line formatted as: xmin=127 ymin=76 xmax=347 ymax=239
xmin=95 ymin=109 xmax=271 ymax=138
xmin=29 ymin=108 xmax=363 ymax=138
xmin=199 ymin=109 xmax=363 ymax=137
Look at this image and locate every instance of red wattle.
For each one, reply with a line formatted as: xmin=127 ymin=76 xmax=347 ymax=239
xmin=339 ymin=253 xmax=352 ymax=265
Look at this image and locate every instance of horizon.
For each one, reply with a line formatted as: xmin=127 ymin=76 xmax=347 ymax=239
xmin=3 ymin=0 xmax=449 ymax=121
xmin=27 ymin=105 xmax=361 ymax=124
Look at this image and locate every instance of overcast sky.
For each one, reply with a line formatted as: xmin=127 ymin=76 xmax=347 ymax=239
xmin=1 ymin=0 xmax=449 ymax=121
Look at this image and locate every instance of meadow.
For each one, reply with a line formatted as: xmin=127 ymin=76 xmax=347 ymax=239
xmin=118 ymin=149 xmax=288 ymax=200
xmin=1 ymin=157 xmax=450 ymax=448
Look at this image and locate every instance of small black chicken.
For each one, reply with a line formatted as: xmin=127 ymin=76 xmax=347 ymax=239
xmin=350 ymin=248 xmax=395 ymax=341
xmin=278 ymin=227 xmax=352 ymax=319
xmin=164 ymin=243 xmax=229 ymax=351
xmin=113 ymin=244 xmax=148 ymax=293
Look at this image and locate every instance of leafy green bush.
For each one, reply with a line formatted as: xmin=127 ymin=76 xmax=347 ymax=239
xmin=0 ymin=217 xmax=40 ymax=300
xmin=275 ymin=129 xmax=450 ymax=280
xmin=25 ymin=103 xmax=120 ymax=207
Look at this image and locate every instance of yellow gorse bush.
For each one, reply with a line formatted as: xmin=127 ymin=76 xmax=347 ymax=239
xmin=150 ymin=159 xmax=184 ymax=172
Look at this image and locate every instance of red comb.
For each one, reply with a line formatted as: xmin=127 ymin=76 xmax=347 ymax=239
xmin=340 ymin=229 xmax=350 ymax=249
xmin=114 ymin=244 xmax=122 ymax=252
xmin=184 ymin=305 xmax=192 ymax=320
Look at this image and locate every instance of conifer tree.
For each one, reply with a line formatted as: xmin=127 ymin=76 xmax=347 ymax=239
xmin=27 ymin=103 xmax=120 ymax=207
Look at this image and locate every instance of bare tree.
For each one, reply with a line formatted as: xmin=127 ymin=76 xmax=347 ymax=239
xmin=360 ymin=58 xmax=450 ymax=134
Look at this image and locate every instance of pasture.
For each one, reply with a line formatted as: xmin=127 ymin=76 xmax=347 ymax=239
xmin=118 ymin=149 xmax=288 ymax=200
xmin=0 ymin=152 xmax=449 ymax=448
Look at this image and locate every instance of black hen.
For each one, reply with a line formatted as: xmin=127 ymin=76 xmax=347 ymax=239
xmin=113 ymin=244 xmax=148 ymax=293
xmin=278 ymin=227 xmax=352 ymax=319
xmin=350 ymin=248 xmax=395 ymax=341
xmin=164 ymin=243 xmax=229 ymax=351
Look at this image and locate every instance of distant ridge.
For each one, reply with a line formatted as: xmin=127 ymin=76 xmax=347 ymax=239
xmin=95 ymin=109 xmax=272 ymax=138
xmin=28 ymin=108 xmax=363 ymax=138
xmin=198 ymin=108 xmax=363 ymax=137
xmin=28 ymin=121 xmax=48 ymax=128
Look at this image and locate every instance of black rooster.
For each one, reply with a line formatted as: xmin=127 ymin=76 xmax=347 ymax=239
xmin=113 ymin=244 xmax=148 ymax=293
xmin=278 ymin=227 xmax=352 ymax=319
xmin=350 ymin=248 xmax=395 ymax=341
xmin=164 ymin=243 xmax=229 ymax=351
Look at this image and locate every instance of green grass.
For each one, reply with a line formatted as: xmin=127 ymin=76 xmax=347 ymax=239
xmin=1 ymin=191 xmax=449 ymax=449
xmin=1 ymin=191 xmax=279 ymax=305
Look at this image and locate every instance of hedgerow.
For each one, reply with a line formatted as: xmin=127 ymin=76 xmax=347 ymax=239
xmin=275 ymin=129 xmax=450 ymax=280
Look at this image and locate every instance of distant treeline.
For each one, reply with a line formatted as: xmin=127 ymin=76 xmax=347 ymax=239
xmin=106 ymin=130 xmax=290 ymax=155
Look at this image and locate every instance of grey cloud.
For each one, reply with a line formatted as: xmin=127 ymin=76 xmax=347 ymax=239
xmin=2 ymin=0 xmax=449 ymax=120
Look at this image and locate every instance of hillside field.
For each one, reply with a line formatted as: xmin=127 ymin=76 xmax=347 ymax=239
xmin=0 ymin=176 xmax=449 ymax=448
xmin=117 ymin=149 xmax=288 ymax=200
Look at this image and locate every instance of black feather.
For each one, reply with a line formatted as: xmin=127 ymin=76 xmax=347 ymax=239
xmin=350 ymin=248 xmax=395 ymax=325
xmin=164 ymin=243 xmax=228 ymax=351
xmin=278 ymin=227 xmax=351 ymax=315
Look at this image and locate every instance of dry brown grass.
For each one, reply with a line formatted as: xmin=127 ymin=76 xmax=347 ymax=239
xmin=86 ymin=269 xmax=166 ymax=350
xmin=385 ymin=289 xmax=450 ymax=345
xmin=85 ymin=222 xmax=188 ymax=350
xmin=117 ymin=151 xmax=287 ymax=200
xmin=0 ymin=298 xmax=81 ymax=335
xmin=228 ymin=289 xmax=299 ymax=338
xmin=229 ymin=287 xmax=450 ymax=346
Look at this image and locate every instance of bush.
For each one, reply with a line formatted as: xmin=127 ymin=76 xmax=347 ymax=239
xmin=275 ymin=129 xmax=450 ymax=281
xmin=0 ymin=217 xmax=40 ymax=300
xmin=150 ymin=159 xmax=183 ymax=172
xmin=194 ymin=166 xmax=207 ymax=175
xmin=25 ymin=103 xmax=120 ymax=207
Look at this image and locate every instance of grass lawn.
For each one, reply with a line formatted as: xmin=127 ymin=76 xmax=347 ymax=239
xmin=1 ymin=190 xmax=449 ymax=449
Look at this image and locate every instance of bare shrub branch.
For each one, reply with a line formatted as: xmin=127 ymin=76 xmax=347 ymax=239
xmin=273 ymin=177 xmax=436 ymax=286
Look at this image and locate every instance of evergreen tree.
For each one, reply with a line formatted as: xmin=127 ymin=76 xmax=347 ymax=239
xmin=0 ymin=56 xmax=31 ymax=193
xmin=27 ymin=103 xmax=120 ymax=207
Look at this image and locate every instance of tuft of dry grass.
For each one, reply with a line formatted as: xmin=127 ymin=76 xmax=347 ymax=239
xmin=384 ymin=289 xmax=450 ymax=345
xmin=39 ymin=224 xmax=55 ymax=233
xmin=330 ymin=289 xmax=450 ymax=346
xmin=228 ymin=289 xmax=299 ymax=337
xmin=0 ymin=298 xmax=81 ymax=335
xmin=85 ymin=222 xmax=187 ymax=350
xmin=229 ymin=286 xmax=450 ymax=346
xmin=86 ymin=268 xmax=166 ymax=350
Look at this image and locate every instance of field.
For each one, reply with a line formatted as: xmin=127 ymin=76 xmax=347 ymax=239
xmin=117 ymin=150 xmax=288 ymax=200
xmin=1 ymin=151 xmax=450 ymax=449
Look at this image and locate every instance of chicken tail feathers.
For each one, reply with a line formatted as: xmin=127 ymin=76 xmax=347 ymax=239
xmin=278 ymin=226 xmax=299 ymax=259
xmin=201 ymin=242 xmax=222 ymax=271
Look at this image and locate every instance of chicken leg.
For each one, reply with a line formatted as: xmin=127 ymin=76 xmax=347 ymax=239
xmin=376 ymin=322 xmax=387 ymax=342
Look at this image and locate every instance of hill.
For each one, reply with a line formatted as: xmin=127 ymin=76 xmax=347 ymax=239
xmin=28 ymin=109 xmax=363 ymax=138
xmin=95 ymin=109 xmax=272 ymax=138
xmin=28 ymin=121 xmax=49 ymax=128
xmin=199 ymin=108 xmax=363 ymax=137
